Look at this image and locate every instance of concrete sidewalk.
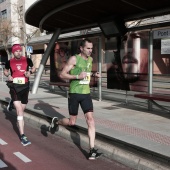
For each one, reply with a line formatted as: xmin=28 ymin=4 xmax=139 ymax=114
xmin=0 ymin=80 xmax=170 ymax=170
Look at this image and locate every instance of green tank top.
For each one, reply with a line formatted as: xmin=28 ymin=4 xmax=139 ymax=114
xmin=70 ymin=54 xmax=92 ymax=94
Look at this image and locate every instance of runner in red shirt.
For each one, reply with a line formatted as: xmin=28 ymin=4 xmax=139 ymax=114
xmin=4 ymin=44 xmax=36 ymax=146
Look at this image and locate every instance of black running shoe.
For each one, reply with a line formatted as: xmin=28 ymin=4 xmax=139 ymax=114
xmin=21 ymin=135 xmax=31 ymax=146
xmin=49 ymin=117 xmax=58 ymax=131
xmin=7 ymin=99 xmax=14 ymax=111
xmin=88 ymin=148 xmax=102 ymax=160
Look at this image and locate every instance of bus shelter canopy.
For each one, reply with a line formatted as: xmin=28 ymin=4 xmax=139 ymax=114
xmin=25 ymin=0 xmax=170 ymax=33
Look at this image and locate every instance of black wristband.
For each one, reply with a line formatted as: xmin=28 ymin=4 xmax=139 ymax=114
xmin=30 ymin=71 xmax=33 ymax=74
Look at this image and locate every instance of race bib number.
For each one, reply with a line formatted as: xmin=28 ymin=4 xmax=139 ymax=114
xmin=13 ymin=77 xmax=25 ymax=84
xmin=79 ymin=72 xmax=91 ymax=84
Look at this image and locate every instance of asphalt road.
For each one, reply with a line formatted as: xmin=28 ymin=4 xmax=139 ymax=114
xmin=0 ymin=107 xmax=133 ymax=170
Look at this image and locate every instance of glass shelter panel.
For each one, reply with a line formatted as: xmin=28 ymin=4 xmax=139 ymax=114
xmin=153 ymin=29 xmax=170 ymax=94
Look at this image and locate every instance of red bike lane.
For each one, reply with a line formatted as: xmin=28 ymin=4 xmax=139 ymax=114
xmin=0 ymin=108 xmax=132 ymax=170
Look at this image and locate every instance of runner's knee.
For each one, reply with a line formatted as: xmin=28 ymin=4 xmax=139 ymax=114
xmin=17 ymin=116 xmax=23 ymax=121
xmin=86 ymin=116 xmax=95 ymax=127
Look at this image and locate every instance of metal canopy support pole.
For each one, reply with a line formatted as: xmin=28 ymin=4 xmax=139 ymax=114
xmin=148 ymin=29 xmax=153 ymax=110
xmin=98 ymin=37 xmax=102 ymax=101
xmin=31 ymin=28 xmax=61 ymax=94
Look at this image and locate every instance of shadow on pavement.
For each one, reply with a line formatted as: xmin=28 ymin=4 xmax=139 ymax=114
xmin=34 ymin=100 xmax=65 ymax=119
xmin=114 ymin=102 xmax=170 ymax=119
xmin=0 ymin=152 xmax=17 ymax=170
xmin=2 ymin=108 xmax=20 ymax=140
xmin=67 ymin=126 xmax=89 ymax=159
xmin=1 ymin=97 xmax=20 ymax=139
xmin=34 ymin=100 xmax=65 ymax=137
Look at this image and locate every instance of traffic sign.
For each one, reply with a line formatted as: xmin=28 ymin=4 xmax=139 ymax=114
xmin=27 ymin=46 xmax=33 ymax=53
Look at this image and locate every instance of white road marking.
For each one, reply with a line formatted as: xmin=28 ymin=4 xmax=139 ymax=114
xmin=0 ymin=159 xmax=8 ymax=168
xmin=13 ymin=152 xmax=32 ymax=163
xmin=0 ymin=139 xmax=7 ymax=145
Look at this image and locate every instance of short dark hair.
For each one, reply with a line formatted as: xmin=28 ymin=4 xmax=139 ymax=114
xmin=79 ymin=38 xmax=92 ymax=48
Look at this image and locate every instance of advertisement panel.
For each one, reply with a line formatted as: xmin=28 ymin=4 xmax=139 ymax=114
xmin=107 ymin=31 xmax=149 ymax=92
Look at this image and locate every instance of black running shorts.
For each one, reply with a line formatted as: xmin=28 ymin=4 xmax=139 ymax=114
xmin=68 ymin=93 xmax=93 ymax=116
xmin=10 ymin=87 xmax=29 ymax=104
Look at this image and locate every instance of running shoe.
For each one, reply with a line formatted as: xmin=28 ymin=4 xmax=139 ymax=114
xmin=7 ymin=99 xmax=15 ymax=111
xmin=21 ymin=135 xmax=31 ymax=146
xmin=49 ymin=117 xmax=58 ymax=131
xmin=88 ymin=148 xmax=101 ymax=160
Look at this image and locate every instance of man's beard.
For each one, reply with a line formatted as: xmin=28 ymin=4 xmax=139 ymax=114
xmin=15 ymin=55 xmax=21 ymax=59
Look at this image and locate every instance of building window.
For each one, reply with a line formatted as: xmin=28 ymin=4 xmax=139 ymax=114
xmin=1 ymin=9 xmax=7 ymax=19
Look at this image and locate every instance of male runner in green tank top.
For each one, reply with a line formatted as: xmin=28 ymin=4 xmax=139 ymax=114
xmin=50 ymin=39 xmax=101 ymax=160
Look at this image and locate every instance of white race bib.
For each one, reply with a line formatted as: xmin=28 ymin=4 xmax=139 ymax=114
xmin=79 ymin=72 xmax=91 ymax=84
xmin=13 ymin=77 xmax=25 ymax=84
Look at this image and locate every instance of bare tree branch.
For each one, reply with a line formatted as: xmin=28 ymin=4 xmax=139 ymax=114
xmin=0 ymin=2 xmax=40 ymax=58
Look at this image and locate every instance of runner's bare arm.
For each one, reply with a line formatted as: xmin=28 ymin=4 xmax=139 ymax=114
xmin=4 ymin=68 xmax=13 ymax=81
xmin=3 ymin=68 xmax=10 ymax=77
xmin=60 ymin=56 xmax=77 ymax=80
